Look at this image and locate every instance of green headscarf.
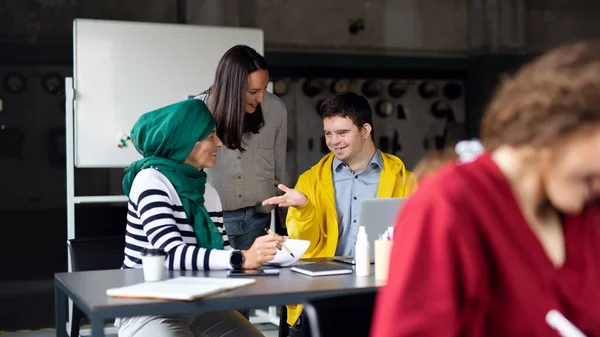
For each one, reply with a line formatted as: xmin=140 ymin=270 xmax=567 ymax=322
xmin=123 ymin=99 xmax=224 ymax=250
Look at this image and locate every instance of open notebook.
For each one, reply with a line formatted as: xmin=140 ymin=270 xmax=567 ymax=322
xmin=106 ymin=277 xmax=256 ymax=301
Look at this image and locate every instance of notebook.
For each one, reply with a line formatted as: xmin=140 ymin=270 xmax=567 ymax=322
xmin=334 ymin=198 xmax=406 ymax=265
xmin=290 ymin=263 xmax=353 ymax=277
xmin=106 ymin=276 xmax=256 ymax=301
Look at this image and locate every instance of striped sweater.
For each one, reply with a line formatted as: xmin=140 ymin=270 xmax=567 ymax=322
xmin=122 ymin=168 xmax=233 ymax=271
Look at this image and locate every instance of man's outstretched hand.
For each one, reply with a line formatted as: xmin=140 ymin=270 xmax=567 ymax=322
xmin=262 ymin=184 xmax=309 ymax=208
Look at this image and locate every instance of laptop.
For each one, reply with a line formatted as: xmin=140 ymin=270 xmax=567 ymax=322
xmin=333 ymin=198 xmax=406 ymax=265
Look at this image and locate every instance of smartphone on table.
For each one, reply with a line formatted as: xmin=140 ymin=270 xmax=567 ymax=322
xmin=227 ymin=269 xmax=280 ymax=277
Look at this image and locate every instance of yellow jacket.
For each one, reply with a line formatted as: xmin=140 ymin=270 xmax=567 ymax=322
xmin=286 ymin=151 xmax=416 ymax=326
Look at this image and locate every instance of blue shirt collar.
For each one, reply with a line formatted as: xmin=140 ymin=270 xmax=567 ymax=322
xmin=333 ymin=150 xmax=383 ymax=172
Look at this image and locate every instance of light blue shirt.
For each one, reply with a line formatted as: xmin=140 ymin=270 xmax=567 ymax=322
xmin=333 ymin=151 xmax=383 ymax=257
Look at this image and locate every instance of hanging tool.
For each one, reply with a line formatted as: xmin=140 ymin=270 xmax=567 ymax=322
xmin=379 ymin=135 xmax=390 ymax=152
xmin=392 ymin=130 xmax=402 ymax=154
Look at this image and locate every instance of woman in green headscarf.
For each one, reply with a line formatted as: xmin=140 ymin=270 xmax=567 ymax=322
xmin=118 ymin=98 xmax=282 ymax=337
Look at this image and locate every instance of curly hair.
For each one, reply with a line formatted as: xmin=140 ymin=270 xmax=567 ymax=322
xmin=481 ymin=40 xmax=600 ymax=151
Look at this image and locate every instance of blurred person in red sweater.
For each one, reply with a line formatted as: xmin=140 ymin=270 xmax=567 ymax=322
xmin=371 ymin=40 xmax=600 ymax=337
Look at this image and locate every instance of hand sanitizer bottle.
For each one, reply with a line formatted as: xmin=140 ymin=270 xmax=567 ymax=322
xmin=355 ymin=226 xmax=370 ymax=276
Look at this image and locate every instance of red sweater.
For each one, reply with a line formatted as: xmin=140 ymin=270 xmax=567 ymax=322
xmin=370 ymin=153 xmax=600 ymax=337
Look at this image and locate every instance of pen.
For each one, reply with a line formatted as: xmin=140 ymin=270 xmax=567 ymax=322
xmin=265 ymin=229 xmax=295 ymax=257
xmin=546 ymin=310 xmax=587 ymax=337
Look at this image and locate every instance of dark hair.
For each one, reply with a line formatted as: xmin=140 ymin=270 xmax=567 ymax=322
xmin=481 ymin=40 xmax=600 ymax=151
xmin=319 ymin=91 xmax=375 ymax=140
xmin=203 ymin=45 xmax=268 ymax=151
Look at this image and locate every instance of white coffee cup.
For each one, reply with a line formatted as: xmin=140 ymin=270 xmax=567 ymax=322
xmin=141 ymin=248 xmax=166 ymax=282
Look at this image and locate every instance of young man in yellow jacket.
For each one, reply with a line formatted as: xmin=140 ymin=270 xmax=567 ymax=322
xmin=263 ymin=91 xmax=416 ymax=336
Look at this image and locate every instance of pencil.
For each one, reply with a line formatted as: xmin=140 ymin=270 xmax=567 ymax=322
xmin=266 ymin=229 xmax=295 ymax=257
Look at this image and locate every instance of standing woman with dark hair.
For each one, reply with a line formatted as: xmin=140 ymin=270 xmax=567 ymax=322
xmin=196 ymin=45 xmax=288 ymax=251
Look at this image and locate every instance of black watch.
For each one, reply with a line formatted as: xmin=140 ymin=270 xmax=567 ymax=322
xmin=230 ymin=250 xmax=244 ymax=270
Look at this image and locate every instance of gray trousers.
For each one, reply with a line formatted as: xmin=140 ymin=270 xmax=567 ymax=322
xmin=117 ymin=311 xmax=264 ymax=337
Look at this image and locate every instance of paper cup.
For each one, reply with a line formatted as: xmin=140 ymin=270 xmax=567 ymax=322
xmin=142 ymin=248 xmax=166 ymax=282
xmin=374 ymin=240 xmax=394 ymax=281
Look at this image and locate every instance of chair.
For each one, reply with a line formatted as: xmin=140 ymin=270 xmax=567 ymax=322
xmin=278 ymin=305 xmax=289 ymax=337
xmin=303 ymin=292 xmax=377 ymax=337
xmin=67 ymin=235 xmax=125 ymax=337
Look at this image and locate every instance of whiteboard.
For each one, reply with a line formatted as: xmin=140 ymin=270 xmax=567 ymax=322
xmin=73 ymin=19 xmax=264 ymax=167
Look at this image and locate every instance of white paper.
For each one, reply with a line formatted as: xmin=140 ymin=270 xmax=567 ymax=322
xmin=106 ymin=277 xmax=256 ymax=301
xmin=265 ymin=239 xmax=310 ymax=267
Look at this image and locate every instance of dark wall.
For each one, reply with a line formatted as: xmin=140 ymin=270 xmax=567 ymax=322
xmin=466 ymin=54 xmax=530 ymax=137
